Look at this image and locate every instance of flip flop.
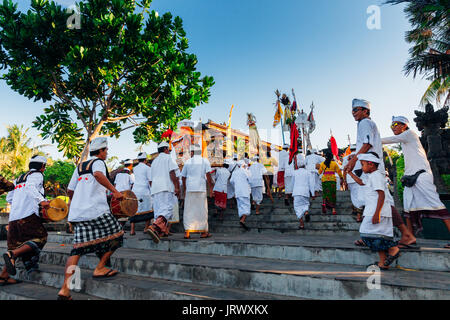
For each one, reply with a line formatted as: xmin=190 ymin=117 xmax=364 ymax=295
xmin=298 ymin=225 xmax=304 ymax=230
xmin=398 ymin=242 xmax=418 ymax=250
xmin=354 ymin=239 xmax=366 ymax=247
xmin=145 ymin=228 xmax=160 ymax=244
xmin=3 ymin=252 xmax=16 ymax=276
xmin=92 ymin=269 xmax=118 ymax=279
xmin=57 ymin=294 xmax=73 ymax=300
xmin=305 ymin=214 xmax=310 ymax=222
xmin=366 ymin=262 xmax=389 ymax=271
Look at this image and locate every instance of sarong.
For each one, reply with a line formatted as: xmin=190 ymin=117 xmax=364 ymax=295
xmin=251 ymin=187 xmax=263 ymax=205
xmin=7 ymin=214 xmax=48 ymax=272
xmin=129 ymin=212 xmax=154 ymax=223
xmin=285 ymin=176 xmax=294 ymax=194
xmin=404 ymin=208 xmax=450 ymax=236
xmin=293 ymin=196 xmax=310 ymax=219
xmin=134 ymin=192 xmax=153 ymax=214
xmin=152 ymin=191 xmax=177 ymax=221
xmin=70 ymin=212 xmax=124 ymax=257
xmin=322 ymin=181 xmax=337 ymax=209
xmin=169 ymin=201 xmax=180 ymax=224
xmin=277 ymin=171 xmax=285 ymax=189
xmin=236 ymin=197 xmax=251 ymax=218
xmin=360 ymin=234 xmax=398 ymax=253
xmin=214 ymin=191 xmax=227 ymax=210
xmin=183 ymin=192 xmax=208 ymax=233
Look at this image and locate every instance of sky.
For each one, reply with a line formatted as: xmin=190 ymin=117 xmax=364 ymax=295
xmin=0 ymin=0 xmax=431 ymax=161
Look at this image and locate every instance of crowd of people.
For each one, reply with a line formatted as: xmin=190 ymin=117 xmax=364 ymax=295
xmin=0 ymin=98 xmax=449 ymax=300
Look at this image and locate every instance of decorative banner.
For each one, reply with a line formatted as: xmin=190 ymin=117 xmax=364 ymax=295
xmin=330 ymin=135 xmax=339 ymax=160
xmin=289 ymin=122 xmax=299 ymax=164
xmin=227 ymin=105 xmax=234 ymax=157
xmin=273 ymin=100 xmax=283 ymax=128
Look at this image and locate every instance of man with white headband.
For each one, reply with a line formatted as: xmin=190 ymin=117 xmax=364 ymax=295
xmin=230 ymin=159 xmax=252 ymax=230
xmin=2 ymin=155 xmax=50 ymax=285
xmin=342 ymin=144 xmax=365 ymax=222
xmin=58 ymin=137 xmax=125 ymax=300
xmin=277 ymin=144 xmax=289 ymax=199
xmin=146 ymin=141 xmax=180 ymax=243
xmin=248 ymin=155 xmax=269 ymax=215
xmin=305 ymin=148 xmax=325 ymax=197
xmin=292 ymin=153 xmax=315 ymax=229
xmin=382 ymin=116 xmax=449 ymax=248
xmin=181 ymin=144 xmax=214 ymax=239
xmin=114 ymin=159 xmax=135 ymax=192
xmin=345 ymin=99 xmax=416 ymax=248
xmin=129 ymin=152 xmax=153 ymax=236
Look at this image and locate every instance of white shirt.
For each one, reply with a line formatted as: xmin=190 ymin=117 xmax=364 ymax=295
xmin=114 ymin=169 xmax=134 ymax=192
xmin=181 ymin=155 xmax=212 ymax=193
xmin=356 ymin=118 xmax=385 ymax=173
xmin=382 ymin=129 xmax=432 ymax=176
xmin=132 ymin=163 xmax=152 ymax=195
xmin=362 ymin=171 xmax=392 ymax=218
xmin=285 ymin=153 xmax=304 ymax=177
xmin=292 ymin=168 xmax=315 ymax=197
xmin=248 ymin=162 xmax=267 ymax=188
xmin=342 ymin=153 xmax=356 ymax=184
xmin=278 ymin=150 xmax=289 ymax=171
xmin=230 ymin=167 xmax=251 ymax=198
xmin=7 ymin=170 xmax=45 ymax=222
xmin=150 ymin=153 xmax=179 ymax=195
xmin=305 ymin=154 xmax=325 ymax=173
xmin=213 ymin=167 xmax=230 ymax=193
xmin=68 ymin=157 xmax=110 ymax=222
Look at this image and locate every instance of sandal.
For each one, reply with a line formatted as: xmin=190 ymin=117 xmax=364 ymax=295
xmin=57 ymin=294 xmax=73 ymax=300
xmin=3 ymin=251 xmax=16 ymax=276
xmin=321 ymin=204 xmax=326 ymax=214
xmin=200 ymin=233 xmax=212 ymax=238
xmin=383 ymin=251 xmax=401 ymax=267
xmin=354 ymin=239 xmax=366 ymax=247
xmin=398 ymin=242 xmax=418 ymax=250
xmin=366 ymin=262 xmax=389 ymax=271
xmin=92 ymin=269 xmax=118 ymax=279
xmin=240 ymin=221 xmax=250 ymax=231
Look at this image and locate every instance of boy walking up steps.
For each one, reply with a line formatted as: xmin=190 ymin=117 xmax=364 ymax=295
xmin=347 ymin=152 xmax=401 ymax=270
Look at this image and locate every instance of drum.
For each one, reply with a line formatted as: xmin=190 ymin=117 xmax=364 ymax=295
xmin=40 ymin=198 xmax=69 ymax=222
xmin=110 ymin=190 xmax=140 ymax=218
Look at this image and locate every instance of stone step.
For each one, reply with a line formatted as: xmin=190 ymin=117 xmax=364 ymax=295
xmin=2 ymin=243 xmax=448 ymax=300
xmin=0 ymin=262 xmax=300 ymax=300
xmin=0 ymin=281 xmax=102 ymax=300
xmin=206 ymin=213 xmax=358 ymax=223
xmin=45 ymin=233 xmax=450 ymax=272
xmin=207 ymin=221 xmax=360 ymax=231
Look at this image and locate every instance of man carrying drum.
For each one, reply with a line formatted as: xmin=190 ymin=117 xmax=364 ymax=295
xmin=57 ymin=137 xmax=124 ymax=300
xmin=2 ymin=155 xmax=50 ymax=285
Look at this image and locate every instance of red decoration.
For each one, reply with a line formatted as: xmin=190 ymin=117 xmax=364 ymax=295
xmin=330 ymin=136 xmax=339 ymax=160
xmin=161 ymin=129 xmax=174 ymax=139
xmin=289 ymin=123 xmax=299 ymax=163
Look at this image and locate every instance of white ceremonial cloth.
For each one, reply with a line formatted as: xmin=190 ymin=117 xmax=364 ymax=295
xmin=292 ymin=168 xmax=315 ymax=198
xmin=230 ymin=167 xmax=251 ymax=198
xmin=181 ymin=155 xmax=212 ymax=192
xmin=150 ymin=153 xmax=178 ymax=195
xmin=183 ymin=191 xmax=208 ymax=232
xmin=248 ymin=162 xmax=267 ymax=188
xmin=236 ymin=197 xmax=251 ymax=217
xmin=293 ymin=195 xmax=310 ymax=219
xmin=213 ymin=168 xmax=230 ymax=193
xmin=68 ymin=157 xmax=110 ymax=222
xmin=8 ymin=170 xmax=45 ymax=222
xmin=251 ymin=186 xmax=263 ymax=205
xmin=355 ymin=118 xmax=385 ymax=173
xmin=132 ymin=163 xmax=153 ymax=213
xmin=114 ymin=170 xmax=134 ymax=192
xmin=152 ymin=191 xmax=177 ymax=220
xmin=278 ymin=150 xmax=289 ymax=172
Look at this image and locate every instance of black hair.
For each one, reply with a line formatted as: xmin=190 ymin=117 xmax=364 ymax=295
xmin=90 ymin=147 xmax=106 ymax=157
xmin=307 ymin=150 xmax=312 ymax=156
xmin=29 ymin=162 xmax=45 ymax=171
xmin=324 ymin=152 xmax=333 ymax=168
xmin=367 ymin=151 xmax=380 ymax=159
xmin=223 ymin=163 xmax=229 ymax=169
xmin=138 ymin=159 xmax=146 ymax=163
xmin=158 ymin=146 xmax=168 ymax=153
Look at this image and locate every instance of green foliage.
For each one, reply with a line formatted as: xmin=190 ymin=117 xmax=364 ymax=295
xmin=396 ymin=155 xmax=405 ymax=202
xmin=442 ymin=174 xmax=450 ymax=188
xmin=0 ymin=194 xmax=6 ymax=210
xmin=44 ymin=160 xmax=75 ymax=186
xmin=0 ymin=0 xmax=214 ymax=162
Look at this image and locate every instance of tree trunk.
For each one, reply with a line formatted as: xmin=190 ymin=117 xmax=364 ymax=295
xmin=77 ymin=120 xmax=105 ymax=165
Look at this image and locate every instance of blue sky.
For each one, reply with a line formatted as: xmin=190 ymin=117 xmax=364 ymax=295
xmin=0 ymin=0 xmax=430 ymax=161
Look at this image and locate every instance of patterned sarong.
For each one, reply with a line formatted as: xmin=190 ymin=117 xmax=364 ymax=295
xmin=277 ymin=171 xmax=285 ymax=189
xmin=214 ymin=191 xmax=227 ymax=210
xmin=322 ymin=181 xmax=337 ymax=209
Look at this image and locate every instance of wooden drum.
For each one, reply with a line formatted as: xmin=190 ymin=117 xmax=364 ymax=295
xmin=110 ymin=190 xmax=139 ymax=218
xmin=40 ymin=198 xmax=69 ymax=222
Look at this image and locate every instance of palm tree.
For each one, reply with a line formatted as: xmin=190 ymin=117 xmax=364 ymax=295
xmin=385 ymin=0 xmax=450 ymax=107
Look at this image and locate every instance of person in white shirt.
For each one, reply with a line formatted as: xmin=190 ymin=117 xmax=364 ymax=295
xmin=129 ymin=153 xmax=153 ymax=236
xmin=347 ymin=153 xmax=401 ymax=270
xmin=230 ymin=162 xmax=252 ymax=230
xmin=181 ymin=145 xmax=214 ymax=239
xmin=382 ymin=116 xmax=450 ymax=248
xmin=114 ymin=159 xmax=135 ymax=192
xmin=344 ymin=99 xmax=416 ymax=248
xmin=292 ymin=155 xmax=315 ymax=229
xmin=248 ymin=155 xmax=269 ymax=215
xmin=277 ymin=144 xmax=289 ymax=199
xmin=226 ymin=154 xmax=239 ymax=209
xmin=305 ymin=149 xmax=325 ymax=197
xmin=213 ymin=160 xmax=231 ymax=220
xmin=342 ymin=145 xmax=365 ymax=222
xmin=58 ymin=138 xmax=125 ymax=300
xmin=146 ymin=141 xmax=180 ymax=244
xmin=2 ymin=156 xmax=50 ymax=284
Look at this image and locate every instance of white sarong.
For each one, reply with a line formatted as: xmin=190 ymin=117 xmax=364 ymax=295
xmin=134 ymin=192 xmax=153 ymax=214
xmin=285 ymin=176 xmax=294 ymax=194
xmin=236 ymin=197 xmax=251 ymax=218
xmin=404 ymin=172 xmax=446 ymax=212
xmin=348 ymin=182 xmax=364 ymax=209
xmin=169 ymin=200 xmax=179 ymax=224
xmin=183 ymin=191 xmax=208 ymax=232
xmin=152 ymin=191 xmax=177 ymax=221
xmin=251 ymin=186 xmax=263 ymax=205
xmin=293 ymin=195 xmax=310 ymax=219
xmin=227 ymin=181 xmax=235 ymax=199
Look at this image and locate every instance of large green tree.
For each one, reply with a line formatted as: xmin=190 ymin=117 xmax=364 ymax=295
xmin=385 ymin=0 xmax=449 ymax=106
xmin=0 ymin=0 xmax=214 ymax=163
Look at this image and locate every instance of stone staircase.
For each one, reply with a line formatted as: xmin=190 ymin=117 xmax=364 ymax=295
xmin=0 ymin=191 xmax=448 ymax=300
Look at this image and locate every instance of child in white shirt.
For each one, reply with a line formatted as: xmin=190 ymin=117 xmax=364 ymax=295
xmin=348 ymin=152 xmax=401 ymax=270
xmin=292 ymin=155 xmax=315 ymax=229
xmin=248 ymin=156 xmax=269 ymax=215
xmin=230 ymin=163 xmax=252 ymax=231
